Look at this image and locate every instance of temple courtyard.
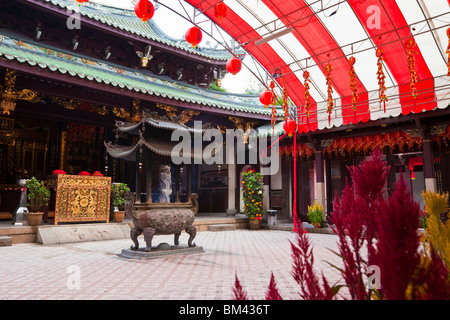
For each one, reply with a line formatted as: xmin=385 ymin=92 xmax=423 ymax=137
xmin=0 ymin=229 xmax=347 ymax=300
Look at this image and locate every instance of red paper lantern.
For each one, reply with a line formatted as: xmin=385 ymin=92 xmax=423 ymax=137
xmin=283 ymin=119 xmax=297 ymax=137
xmin=185 ymin=26 xmax=202 ymax=48
xmin=135 ymin=0 xmax=155 ymax=22
xmin=214 ymin=2 xmax=228 ymax=23
xmin=259 ymin=90 xmax=272 ymax=108
xmin=226 ymin=57 xmax=242 ymax=75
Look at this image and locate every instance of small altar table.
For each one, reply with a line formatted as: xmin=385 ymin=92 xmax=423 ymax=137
xmin=48 ymin=174 xmax=111 ymax=225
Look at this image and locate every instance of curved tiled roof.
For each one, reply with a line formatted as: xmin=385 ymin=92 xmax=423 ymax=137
xmin=34 ymin=0 xmax=242 ymax=61
xmin=0 ymin=33 xmax=280 ymax=117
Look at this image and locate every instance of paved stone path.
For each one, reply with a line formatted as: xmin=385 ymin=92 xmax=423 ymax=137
xmin=0 ymin=230 xmax=348 ymax=300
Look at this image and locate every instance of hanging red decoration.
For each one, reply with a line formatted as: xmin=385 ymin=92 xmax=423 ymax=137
xmin=259 ymin=90 xmax=272 ymax=108
xmin=325 ymin=63 xmax=334 ymax=125
xmin=303 ymin=70 xmax=311 ymax=124
xmin=282 ymin=78 xmax=289 ymax=120
xmin=283 ymin=119 xmax=297 ymax=137
xmin=214 ymin=2 xmax=228 ymax=23
xmin=185 ymin=26 xmax=202 ymax=48
xmin=376 ymin=48 xmax=388 ymax=113
xmin=446 ymin=27 xmax=450 ymax=77
xmin=270 ymin=81 xmax=277 ymax=131
xmin=348 ymin=56 xmax=358 ymax=120
xmin=226 ymin=57 xmax=242 ymax=75
xmin=76 ymin=0 xmax=89 ymax=5
xmin=405 ymin=37 xmax=418 ymax=99
xmin=134 ymin=0 xmax=155 ymax=22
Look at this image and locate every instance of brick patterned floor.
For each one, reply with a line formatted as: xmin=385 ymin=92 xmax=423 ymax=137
xmin=0 ymin=230 xmax=349 ymax=300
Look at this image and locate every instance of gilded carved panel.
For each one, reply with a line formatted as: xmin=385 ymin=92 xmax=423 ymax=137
xmin=54 ymin=174 xmax=111 ymax=224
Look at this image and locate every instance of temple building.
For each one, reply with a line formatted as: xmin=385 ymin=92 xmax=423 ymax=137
xmin=0 ymin=0 xmax=449 ymax=227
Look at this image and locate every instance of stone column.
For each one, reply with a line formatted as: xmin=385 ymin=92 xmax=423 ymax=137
xmin=420 ymin=124 xmax=436 ymax=192
xmin=226 ymin=145 xmax=237 ymax=216
xmin=145 ymin=149 xmax=152 ymax=203
xmin=261 ymin=164 xmax=270 ymax=223
xmin=175 ymin=166 xmax=181 ymax=203
xmin=315 ymin=149 xmax=325 ymax=210
xmin=423 ymin=138 xmax=436 ymax=192
xmin=135 ymin=148 xmax=142 ymax=204
xmin=186 ymin=165 xmax=192 ymax=203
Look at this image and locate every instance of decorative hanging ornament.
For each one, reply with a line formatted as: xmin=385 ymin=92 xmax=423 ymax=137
xmin=214 ymin=2 xmax=228 ymax=23
xmin=259 ymin=90 xmax=272 ymax=108
xmin=376 ymin=47 xmax=388 ymax=113
xmin=325 ymin=63 xmax=334 ymax=125
xmin=446 ymin=27 xmax=450 ymax=77
xmin=405 ymin=37 xmax=418 ymax=99
xmin=134 ymin=0 xmax=155 ymax=22
xmin=303 ymin=70 xmax=311 ymax=125
xmin=348 ymin=56 xmax=358 ymax=120
xmin=185 ymin=26 xmax=202 ymax=48
xmin=282 ymin=78 xmax=289 ymax=120
xmin=283 ymin=119 xmax=297 ymax=137
xmin=226 ymin=57 xmax=242 ymax=75
xmin=270 ymin=81 xmax=277 ymax=132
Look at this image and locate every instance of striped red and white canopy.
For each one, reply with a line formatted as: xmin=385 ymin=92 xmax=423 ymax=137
xmin=185 ymin=0 xmax=450 ymax=133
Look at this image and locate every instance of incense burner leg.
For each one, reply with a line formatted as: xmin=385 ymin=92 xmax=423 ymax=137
xmin=130 ymin=227 xmax=141 ymax=250
xmin=174 ymin=231 xmax=181 ymax=246
xmin=185 ymin=225 xmax=197 ymax=247
xmin=143 ymin=227 xmax=156 ymax=252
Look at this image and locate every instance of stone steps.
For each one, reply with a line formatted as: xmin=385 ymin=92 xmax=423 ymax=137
xmin=0 ymin=236 xmax=12 ymax=246
xmin=208 ymin=224 xmax=236 ymax=232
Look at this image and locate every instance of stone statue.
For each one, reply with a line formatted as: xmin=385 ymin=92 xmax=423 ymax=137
xmin=159 ymin=165 xmax=172 ymax=203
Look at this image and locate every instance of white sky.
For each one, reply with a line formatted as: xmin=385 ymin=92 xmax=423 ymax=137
xmin=90 ymin=0 xmax=265 ymax=94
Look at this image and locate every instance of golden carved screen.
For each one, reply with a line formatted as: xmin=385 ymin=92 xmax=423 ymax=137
xmin=54 ymin=174 xmax=111 ymax=225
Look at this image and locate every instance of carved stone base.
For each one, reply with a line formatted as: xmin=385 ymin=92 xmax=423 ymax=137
xmin=120 ymin=244 xmax=204 ymax=260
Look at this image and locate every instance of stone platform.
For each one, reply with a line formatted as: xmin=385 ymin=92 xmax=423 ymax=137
xmin=120 ymin=243 xmax=204 ymax=260
xmin=37 ymin=223 xmax=131 ymax=245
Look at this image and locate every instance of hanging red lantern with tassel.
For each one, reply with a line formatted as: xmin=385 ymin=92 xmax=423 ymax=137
xmin=376 ymin=47 xmax=388 ymax=113
xmin=259 ymin=90 xmax=272 ymax=108
xmin=348 ymin=56 xmax=358 ymax=120
xmin=226 ymin=57 xmax=242 ymax=75
xmin=214 ymin=2 xmax=228 ymax=23
xmin=134 ymin=0 xmax=155 ymax=22
xmin=185 ymin=26 xmax=202 ymax=48
xmin=283 ymin=119 xmax=297 ymax=137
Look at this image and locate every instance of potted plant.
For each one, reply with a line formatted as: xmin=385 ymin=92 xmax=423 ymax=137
xmin=25 ymin=177 xmax=50 ymax=226
xmin=307 ymin=200 xmax=324 ymax=228
xmin=111 ymin=182 xmax=130 ymax=223
xmin=242 ymin=169 xmax=264 ymax=230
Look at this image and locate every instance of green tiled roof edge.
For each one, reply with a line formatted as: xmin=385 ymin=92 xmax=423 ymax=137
xmin=0 ymin=34 xmax=282 ymax=116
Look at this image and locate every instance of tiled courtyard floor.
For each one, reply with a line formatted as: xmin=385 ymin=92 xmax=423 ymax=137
xmin=0 ymin=230 xmax=349 ymax=300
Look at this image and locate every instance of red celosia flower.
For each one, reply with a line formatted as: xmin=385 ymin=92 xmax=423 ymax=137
xmin=370 ymin=173 xmax=421 ymax=300
xmin=290 ymin=221 xmax=335 ymax=300
xmin=232 ymin=273 xmax=248 ymax=300
xmin=265 ymin=272 xmax=283 ymax=300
